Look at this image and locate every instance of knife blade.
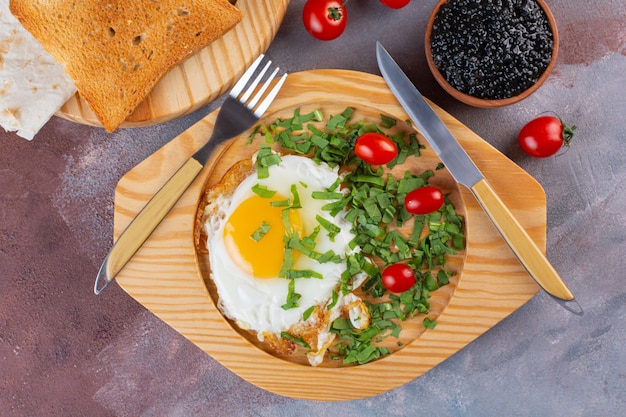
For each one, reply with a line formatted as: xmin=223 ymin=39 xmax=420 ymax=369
xmin=376 ymin=42 xmax=574 ymax=301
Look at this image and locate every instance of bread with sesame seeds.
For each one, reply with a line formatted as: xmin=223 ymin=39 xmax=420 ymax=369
xmin=10 ymin=0 xmax=243 ymax=132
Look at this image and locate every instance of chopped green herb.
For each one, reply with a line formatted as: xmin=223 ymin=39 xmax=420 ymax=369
xmin=303 ymin=306 xmax=316 ymax=321
xmin=316 ymin=215 xmax=341 ymax=241
xmin=312 ymin=109 xmax=324 ymax=122
xmin=270 ymin=199 xmax=290 ymax=207
xmin=301 ymin=227 xmax=320 ymax=250
xmin=278 ymin=242 xmax=294 ymax=279
xmin=317 ymin=249 xmax=342 ymax=264
xmin=326 ymin=114 xmax=348 ymax=131
xmin=380 ymin=113 xmax=397 ymax=129
xmin=352 ymin=174 xmax=386 ymax=187
xmin=290 ymin=184 xmax=302 ymax=209
xmin=249 ymin=107 xmax=465 ymax=365
xmin=327 ymin=177 xmax=341 ymax=192
xmin=327 ymin=290 xmax=339 ymax=310
xmin=251 ymin=183 xmax=277 ymax=198
xmin=256 ymin=145 xmax=282 ymax=179
xmin=281 ymin=279 xmax=301 ymax=310
xmin=280 ymin=331 xmax=311 ymax=349
xmin=311 ymin=191 xmax=344 ymax=200
xmin=284 ymin=269 xmax=323 ymax=279
xmin=423 ymin=317 xmax=437 ymax=329
xmin=250 ymin=221 xmax=271 ymax=242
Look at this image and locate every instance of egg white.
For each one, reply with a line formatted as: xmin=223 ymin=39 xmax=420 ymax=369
xmin=204 ymin=155 xmax=366 ymax=342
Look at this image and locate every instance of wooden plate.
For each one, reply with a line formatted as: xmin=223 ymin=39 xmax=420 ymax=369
xmin=56 ymin=0 xmax=290 ymax=128
xmin=114 ymin=70 xmax=542 ymax=401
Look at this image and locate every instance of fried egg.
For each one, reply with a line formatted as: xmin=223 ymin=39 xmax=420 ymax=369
xmin=203 ymin=155 xmax=369 ymax=365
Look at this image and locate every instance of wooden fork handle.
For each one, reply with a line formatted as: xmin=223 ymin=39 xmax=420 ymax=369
xmin=470 ymin=179 xmax=574 ymax=300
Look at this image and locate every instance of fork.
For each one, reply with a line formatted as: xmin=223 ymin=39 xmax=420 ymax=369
xmin=94 ymin=54 xmax=288 ymax=294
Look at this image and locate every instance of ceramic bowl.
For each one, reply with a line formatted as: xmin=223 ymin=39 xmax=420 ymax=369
xmin=424 ymin=0 xmax=559 ymax=107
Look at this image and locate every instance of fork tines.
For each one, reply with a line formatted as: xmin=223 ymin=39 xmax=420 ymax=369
xmin=229 ymin=54 xmax=287 ymax=118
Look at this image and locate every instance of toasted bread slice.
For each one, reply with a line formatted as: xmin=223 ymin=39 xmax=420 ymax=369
xmin=10 ymin=0 xmax=243 ymax=132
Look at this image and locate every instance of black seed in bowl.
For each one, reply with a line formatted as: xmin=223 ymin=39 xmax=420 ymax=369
xmin=430 ymin=0 xmax=553 ymax=100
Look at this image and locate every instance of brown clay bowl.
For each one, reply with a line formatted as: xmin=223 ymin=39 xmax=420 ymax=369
xmin=424 ymin=0 xmax=559 ymax=108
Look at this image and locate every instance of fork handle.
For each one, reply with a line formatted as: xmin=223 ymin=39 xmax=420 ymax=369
xmin=94 ymin=157 xmax=203 ymax=294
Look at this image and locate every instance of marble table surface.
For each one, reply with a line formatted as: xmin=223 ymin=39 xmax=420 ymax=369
xmin=1 ymin=0 xmax=625 ymax=415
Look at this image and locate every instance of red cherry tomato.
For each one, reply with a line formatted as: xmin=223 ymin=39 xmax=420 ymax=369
xmin=380 ymin=0 xmax=411 ymax=9
xmin=404 ymin=186 xmax=444 ymax=215
xmin=354 ymin=132 xmax=398 ymax=165
xmin=381 ymin=263 xmax=416 ymax=293
xmin=518 ymin=115 xmax=576 ymax=158
xmin=302 ymin=0 xmax=347 ymax=41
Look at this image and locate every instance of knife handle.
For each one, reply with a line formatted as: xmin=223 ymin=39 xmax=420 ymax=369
xmin=470 ymin=179 xmax=574 ymax=300
xmin=94 ymin=157 xmax=204 ymax=294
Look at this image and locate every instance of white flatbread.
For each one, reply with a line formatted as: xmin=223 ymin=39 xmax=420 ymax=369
xmin=0 ymin=0 xmax=76 ymax=140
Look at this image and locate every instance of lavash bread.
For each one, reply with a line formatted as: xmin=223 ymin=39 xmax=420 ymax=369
xmin=0 ymin=0 xmax=76 ymax=140
xmin=10 ymin=0 xmax=243 ymax=132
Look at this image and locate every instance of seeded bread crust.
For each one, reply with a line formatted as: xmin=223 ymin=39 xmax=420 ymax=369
xmin=10 ymin=0 xmax=243 ymax=132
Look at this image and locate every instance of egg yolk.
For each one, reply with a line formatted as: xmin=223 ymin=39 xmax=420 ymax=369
xmin=223 ymin=194 xmax=303 ymax=278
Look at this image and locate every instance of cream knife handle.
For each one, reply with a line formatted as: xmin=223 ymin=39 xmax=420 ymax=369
xmin=95 ymin=158 xmax=204 ymax=294
xmin=470 ymin=179 xmax=574 ymax=300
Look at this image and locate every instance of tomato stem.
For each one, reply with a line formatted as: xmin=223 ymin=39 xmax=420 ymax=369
xmin=561 ymin=122 xmax=576 ymax=147
xmin=328 ymin=1 xmax=348 ymax=21
xmin=556 ymin=121 xmax=576 ymax=157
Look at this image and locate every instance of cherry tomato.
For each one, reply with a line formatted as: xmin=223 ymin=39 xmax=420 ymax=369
xmin=380 ymin=0 xmax=411 ymax=9
xmin=354 ymin=132 xmax=398 ymax=165
xmin=518 ymin=115 xmax=576 ymax=158
xmin=302 ymin=0 xmax=347 ymax=41
xmin=381 ymin=263 xmax=416 ymax=293
xmin=404 ymin=186 xmax=444 ymax=215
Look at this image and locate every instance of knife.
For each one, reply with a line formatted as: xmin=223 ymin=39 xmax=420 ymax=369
xmin=376 ymin=42 xmax=574 ymax=301
xmin=94 ymin=55 xmax=287 ymax=295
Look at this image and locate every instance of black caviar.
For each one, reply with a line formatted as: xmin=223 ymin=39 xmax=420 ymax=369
xmin=430 ymin=0 xmax=553 ymax=100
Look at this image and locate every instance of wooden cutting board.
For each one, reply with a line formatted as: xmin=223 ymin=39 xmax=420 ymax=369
xmin=56 ymin=0 xmax=290 ymax=128
xmin=114 ymin=70 xmax=542 ymax=401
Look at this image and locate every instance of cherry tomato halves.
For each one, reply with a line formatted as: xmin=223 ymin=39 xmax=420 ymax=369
xmin=381 ymin=263 xmax=416 ymax=293
xmin=380 ymin=0 xmax=411 ymax=9
xmin=302 ymin=0 xmax=347 ymax=41
xmin=518 ymin=115 xmax=576 ymax=158
xmin=404 ymin=186 xmax=444 ymax=215
xmin=354 ymin=132 xmax=398 ymax=165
